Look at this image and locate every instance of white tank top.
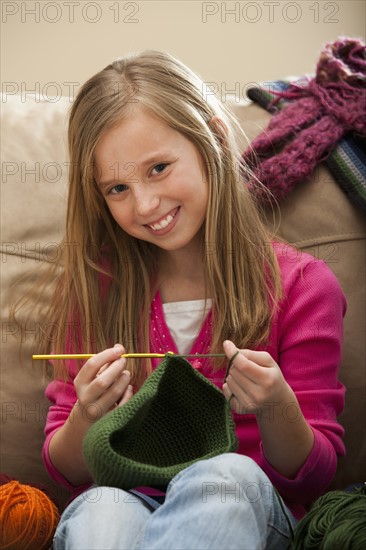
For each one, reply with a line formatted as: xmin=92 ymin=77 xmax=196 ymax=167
xmin=162 ymin=299 xmax=212 ymax=355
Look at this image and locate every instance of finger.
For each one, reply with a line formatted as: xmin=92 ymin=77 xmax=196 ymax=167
xmin=90 ymin=356 xmax=127 ymax=396
xmin=224 ymin=342 xmax=259 ymax=386
xmin=113 ymin=370 xmax=132 ymax=400
xmin=226 ymin=374 xmax=249 ymax=404
xmin=97 ymin=370 xmax=131 ymax=411
xmin=223 ymin=380 xmax=248 ymax=413
xmin=223 ymin=340 xmax=239 ymax=365
xmin=226 ymin=391 xmax=244 ymax=414
xmin=223 ymin=340 xmax=242 ymax=382
xmin=231 ymin=355 xmax=280 ymax=390
xmin=223 ymin=341 xmax=257 ymax=381
xmin=239 ymin=349 xmax=275 ymax=368
xmin=78 ymin=344 xmax=125 ymax=383
xmin=118 ymin=384 xmax=134 ymax=406
xmin=225 ymin=377 xmax=258 ymax=415
xmin=222 ymin=381 xmax=236 ymax=411
xmin=224 ymin=342 xmax=276 ymax=386
xmin=223 ymin=341 xmax=275 ymax=369
xmin=229 ymin=394 xmax=258 ymax=415
xmin=222 ymin=382 xmax=232 ymax=401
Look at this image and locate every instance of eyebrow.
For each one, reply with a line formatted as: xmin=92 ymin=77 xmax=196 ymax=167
xmin=97 ymin=151 xmax=171 ymax=188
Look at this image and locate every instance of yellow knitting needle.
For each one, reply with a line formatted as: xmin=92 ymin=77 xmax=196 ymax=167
xmin=32 ymin=352 xmax=225 ymax=361
xmin=32 ymin=352 xmax=172 ymax=360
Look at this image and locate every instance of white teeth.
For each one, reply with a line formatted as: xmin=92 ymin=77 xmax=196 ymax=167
xmin=149 ymin=213 xmax=174 ymax=231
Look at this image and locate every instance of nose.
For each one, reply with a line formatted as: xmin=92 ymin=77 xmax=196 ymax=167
xmin=133 ymin=183 xmax=160 ymax=218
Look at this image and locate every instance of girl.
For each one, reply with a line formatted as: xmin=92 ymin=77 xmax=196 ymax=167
xmin=38 ymin=50 xmax=345 ymax=549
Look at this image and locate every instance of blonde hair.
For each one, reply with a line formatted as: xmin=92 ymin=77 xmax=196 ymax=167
xmin=15 ymin=50 xmax=282 ymax=386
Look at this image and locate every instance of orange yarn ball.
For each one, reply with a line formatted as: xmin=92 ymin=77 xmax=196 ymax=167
xmin=0 ymin=481 xmax=60 ymax=550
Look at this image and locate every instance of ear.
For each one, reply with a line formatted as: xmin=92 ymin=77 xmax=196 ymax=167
xmin=208 ymin=116 xmax=229 ymax=143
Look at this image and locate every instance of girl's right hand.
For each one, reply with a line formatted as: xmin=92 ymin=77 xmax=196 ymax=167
xmin=73 ymin=343 xmax=133 ymax=423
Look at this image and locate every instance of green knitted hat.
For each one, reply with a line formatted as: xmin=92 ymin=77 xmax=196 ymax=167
xmin=83 ymin=354 xmax=238 ymax=490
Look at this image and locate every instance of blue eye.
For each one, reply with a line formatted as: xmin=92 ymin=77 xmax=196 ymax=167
xmin=152 ymin=163 xmax=167 ymax=175
xmin=110 ymin=183 xmax=128 ymax=195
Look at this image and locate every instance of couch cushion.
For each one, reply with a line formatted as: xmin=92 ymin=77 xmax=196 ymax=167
xmin=1 ymin=94 xmax=70 ymax=506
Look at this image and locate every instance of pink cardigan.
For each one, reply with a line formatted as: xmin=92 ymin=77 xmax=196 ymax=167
xmin=43 ymin=243 xmax=346 ymax=518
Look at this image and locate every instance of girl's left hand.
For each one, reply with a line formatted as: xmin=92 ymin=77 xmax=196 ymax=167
xmin=222 ymin=339 xmax=294 ymax=416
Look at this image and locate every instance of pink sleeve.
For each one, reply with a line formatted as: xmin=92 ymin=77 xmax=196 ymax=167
xmin=42 ymin=375 xmax=87 ymax=492
xmin=42 ymin=265 xmax=113 ymax=492
xmin=260 ymin=255 xmax=346 ymax=502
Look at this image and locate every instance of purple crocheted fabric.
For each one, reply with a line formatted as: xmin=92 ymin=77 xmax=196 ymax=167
xmin=242 ymin=37 xmax=366 ymax=204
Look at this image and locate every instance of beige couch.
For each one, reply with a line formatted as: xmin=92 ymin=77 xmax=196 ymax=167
xmin=1 ymin=93 xmax=365 ymax=509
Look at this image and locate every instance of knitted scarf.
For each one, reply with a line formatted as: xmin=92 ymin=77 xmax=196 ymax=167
xmin=242 ymin=37 xmax=366 ymax=213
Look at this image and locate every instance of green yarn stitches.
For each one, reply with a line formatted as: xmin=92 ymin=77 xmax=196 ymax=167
xmin=83 ymin=354 xmax=238 ymax=491
xmin=292 ymin=485 xmax=366 ymax=549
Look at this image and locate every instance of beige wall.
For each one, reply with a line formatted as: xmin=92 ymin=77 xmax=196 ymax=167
xmin=1 ymin=0 xmax=365 ymax=102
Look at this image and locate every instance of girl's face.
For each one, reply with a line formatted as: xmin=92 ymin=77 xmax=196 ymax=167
xmin=95 ymin=107 xmax=209 ymax=255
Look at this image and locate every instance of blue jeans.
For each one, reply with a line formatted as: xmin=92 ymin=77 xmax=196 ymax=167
xmin=53 ymin=454 xmax=297 ymax=549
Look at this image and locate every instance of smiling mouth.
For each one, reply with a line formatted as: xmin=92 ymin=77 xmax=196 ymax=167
xmin=146 ymin=207 xmax=179 ymax=232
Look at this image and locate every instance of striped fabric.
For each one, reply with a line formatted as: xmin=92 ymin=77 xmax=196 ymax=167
xmin=247 ymin=79 xmax=366 ymax=213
